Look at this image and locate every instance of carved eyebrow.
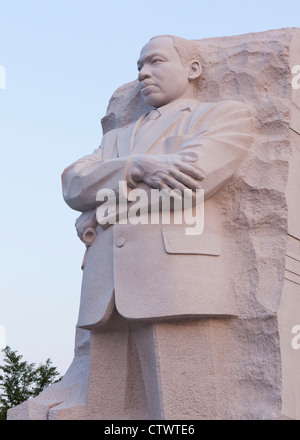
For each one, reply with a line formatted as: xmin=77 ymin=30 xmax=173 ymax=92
xmin=137 ymin=51 xmax=168 ymax=68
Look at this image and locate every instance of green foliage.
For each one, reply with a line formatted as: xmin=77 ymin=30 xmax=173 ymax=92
xmin=0 ymin=346 xmax=61 ymax=420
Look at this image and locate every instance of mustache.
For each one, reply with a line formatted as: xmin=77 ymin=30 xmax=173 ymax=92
xmin=140 ymin=81 xmax=156 ymax=88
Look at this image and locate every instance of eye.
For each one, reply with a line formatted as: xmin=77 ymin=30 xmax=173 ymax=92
xmin=152 ymin=57 xmax=163 ymax=65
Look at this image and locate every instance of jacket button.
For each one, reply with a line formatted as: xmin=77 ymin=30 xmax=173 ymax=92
xmin=115 ymin=237 xmax=125 ymax=248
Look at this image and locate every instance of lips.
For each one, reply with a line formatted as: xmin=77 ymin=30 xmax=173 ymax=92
xmin=141 ymin=82 xmax=157 ymax=95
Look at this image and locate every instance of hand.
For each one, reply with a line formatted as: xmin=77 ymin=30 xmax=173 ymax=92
xmin=131 ymin=152 xmax=204 ymax=191
xmin=75 ymin=210 xmax=98 ymax=243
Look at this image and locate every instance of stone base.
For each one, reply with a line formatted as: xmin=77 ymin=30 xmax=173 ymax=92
xmin=7 ymin=328 xmax=90 ymax=420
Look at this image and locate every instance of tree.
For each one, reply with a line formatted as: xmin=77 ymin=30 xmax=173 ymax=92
xmin=0 ymin=346 xmax=61 ymax=420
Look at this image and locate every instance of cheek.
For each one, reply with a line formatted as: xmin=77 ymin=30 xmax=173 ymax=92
xmin=157 ymin=76 xmax=182 ymax=94
xmin=166 ymin=77 xmax=189 ymax=95
xmin=154 ymin=66 xmax=174 ymax=83
xmin=160 ymin=67 xmax=188 ymax=88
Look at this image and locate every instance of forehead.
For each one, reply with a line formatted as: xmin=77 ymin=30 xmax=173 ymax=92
xmin=138 ymin=37 xmax=178 ymax=64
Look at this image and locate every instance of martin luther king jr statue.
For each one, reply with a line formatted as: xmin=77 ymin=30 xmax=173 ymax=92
xmin=60 ymin=34 xmax=254 ymax=419
xmin=9 ymin=34 xmax=257 ymax=420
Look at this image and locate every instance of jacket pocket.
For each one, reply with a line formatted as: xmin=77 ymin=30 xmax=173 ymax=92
xmin=161 ymin=228 xmax=221 ymax=255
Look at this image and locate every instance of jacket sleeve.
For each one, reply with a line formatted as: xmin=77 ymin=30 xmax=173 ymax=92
xmin=164 ymin=100 xmax=255 ymax=200
xmin=108 ymin=100 xmax=255 ymax=227
xmin=61 ymin=128 xmax=135 ymax=212
xmin=62 ymin=100 xmax=254 ymax=221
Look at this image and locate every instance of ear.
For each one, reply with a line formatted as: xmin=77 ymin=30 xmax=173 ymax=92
xmin=187 ymin=60 xmax=202 ymax=81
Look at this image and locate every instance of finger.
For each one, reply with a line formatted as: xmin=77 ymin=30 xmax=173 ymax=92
xmin=143 ymin=175 xmax=168 ymax=190
xmin=169 ymin=169 xmax=203 ymax=190
xmin=178 ymin=151 xmax=199 ymax=162
xmin=174 ymin=162 xmax=204 ymax=181
xmin=144 ymin=172 xmax=182 ymax=192
xmin=141 ymin=175 xmax=154 ymax=188
xmin=161 ymin=174 xmax=193 ymax=192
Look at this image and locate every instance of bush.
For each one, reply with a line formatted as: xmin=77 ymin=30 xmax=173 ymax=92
xmin=0 ymin=346 xmax=61 ymax=420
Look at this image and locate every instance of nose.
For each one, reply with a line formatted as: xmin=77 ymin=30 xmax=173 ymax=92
xmin=138 ymin=64 xmax=151 ymax=81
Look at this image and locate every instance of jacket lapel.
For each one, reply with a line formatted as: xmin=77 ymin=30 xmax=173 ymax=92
xmin=116 ymin=106 xmax=184 ymax=157
xmin=131 ymin=108 xmax=183 ymax=155
xmin=116 ymin=114 xmax=147 ymax=157
xmin=115 ymin=101 xmax=199 ymax=157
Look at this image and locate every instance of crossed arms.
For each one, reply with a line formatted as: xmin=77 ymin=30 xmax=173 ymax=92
xmin=61 ymin=100 xmax=254 ymax=240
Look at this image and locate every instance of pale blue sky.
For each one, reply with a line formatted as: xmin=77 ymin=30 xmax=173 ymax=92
xmin=0 ymin=0 xmax=299 ymax=374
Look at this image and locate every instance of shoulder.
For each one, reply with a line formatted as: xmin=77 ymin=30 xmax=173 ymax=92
xmin=102 ymin=126 xmax=123 ymax=141
xmin=189 ymin=100 xmax=255 ymax=126
xmin=193 ymin=99 xmax=254 ymax=115
xmin=102 ymin=112 xmax=148 ymax=141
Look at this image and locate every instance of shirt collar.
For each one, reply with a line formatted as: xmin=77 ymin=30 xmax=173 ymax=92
xmin=153 ymin=98 xmax=199 ymax=117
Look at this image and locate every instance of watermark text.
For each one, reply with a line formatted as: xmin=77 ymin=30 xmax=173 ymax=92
xmin=292 ymin=65 xmax=300 ymax=90
xmin=96 ymin=181 xmax=204 ymax=235
xmin=292 ymin=325 xmax=300 ymax=349
xmin=0 ymin=65 xmax=6 ymax=90
xmin=0 ymin=325 xmax=6 ymax=350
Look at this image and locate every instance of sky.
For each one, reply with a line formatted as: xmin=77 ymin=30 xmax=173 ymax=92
xmin=0 ymin=0 xmax=299 ymax=375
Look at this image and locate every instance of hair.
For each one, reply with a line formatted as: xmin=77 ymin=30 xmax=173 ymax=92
xmin=150 ymin=34 xmax=203 ymax=67
xmin=149 ymin=35 xmax=203 ymax=89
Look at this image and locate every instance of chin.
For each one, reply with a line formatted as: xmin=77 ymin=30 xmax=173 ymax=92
xmin=143 ymin=95 xmax=169 ymax=108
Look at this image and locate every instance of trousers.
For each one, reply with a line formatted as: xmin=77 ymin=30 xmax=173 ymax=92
xmin=86 ymin=305 xmax=226 ymax=420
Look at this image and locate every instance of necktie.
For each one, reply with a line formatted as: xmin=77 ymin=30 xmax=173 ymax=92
xmin=134 ymin=109 xmax=160 ymax=145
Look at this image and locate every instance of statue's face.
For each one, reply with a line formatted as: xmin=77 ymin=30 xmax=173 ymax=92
xmin=137 ymin=37 xmax=192 ymax=108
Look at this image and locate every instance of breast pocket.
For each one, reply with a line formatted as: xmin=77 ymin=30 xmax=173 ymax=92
xmin=161 ymin=228 xmax=221 ymax=256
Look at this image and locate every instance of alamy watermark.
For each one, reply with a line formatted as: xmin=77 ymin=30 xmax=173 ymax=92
xmin=0 ymin=325 xmax=6 ymax=350
xmin=96 ymin=181 xmax=204 ymax=235
xmin=0 ymin=65 xmax=6 ymax=90
xmin=291 ymin=325 xmax=300 ymax=350
xmin=292 ymin=65 xmax=300 ymax=90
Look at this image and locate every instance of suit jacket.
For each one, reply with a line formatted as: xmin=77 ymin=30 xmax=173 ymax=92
xmin=62 ymin=99 xmax=254 ymax=328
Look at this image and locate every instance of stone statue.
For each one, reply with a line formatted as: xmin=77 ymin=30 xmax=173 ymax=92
xmin=61 ymin=34 xmax=253 ymax=419
xmin=8 ymin=28 xmax=300 ymax=420
xmin=63 ymin=35 xmax=253 ymax=329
